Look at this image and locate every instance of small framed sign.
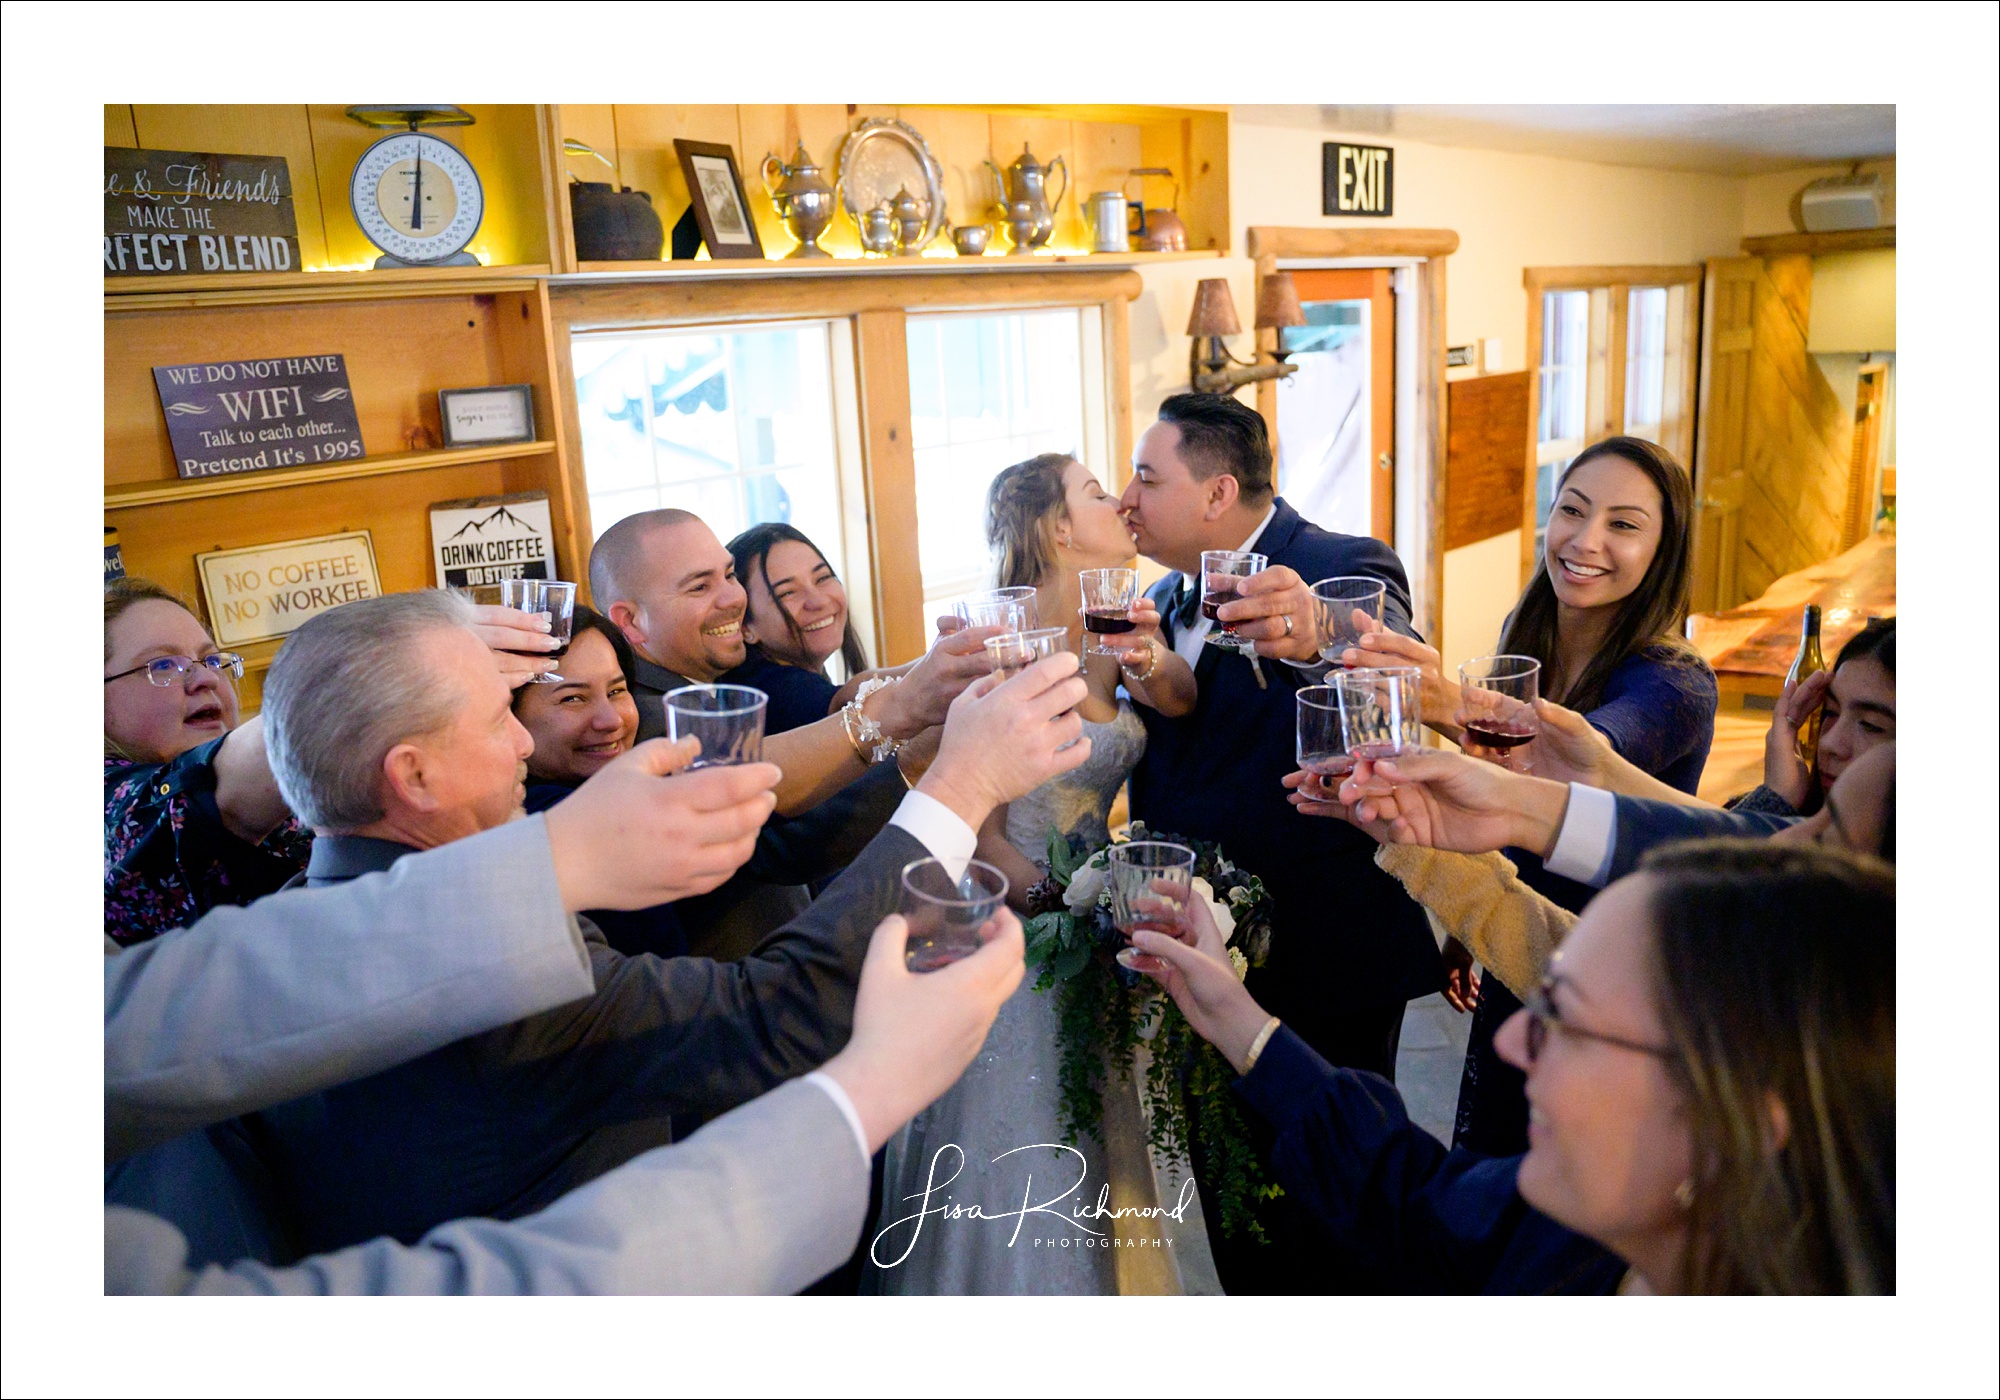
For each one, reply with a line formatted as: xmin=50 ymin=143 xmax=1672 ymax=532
xmin=197 ymin=531 xmax=381 ymax=649
xmin=106 ymin=148 xmax=301 ymax=276
xmin=1323 ymin=142 xmax=1394 ymax=218
xmin=430 ymin=492 xmax=556 ymax=588
xmin=673 ymin=139 xmax=765 ymax=259
xmin=439 ymin=385 xmax=537 ymax=447
xmin=154 ymin=353 xmax=364 ymax=480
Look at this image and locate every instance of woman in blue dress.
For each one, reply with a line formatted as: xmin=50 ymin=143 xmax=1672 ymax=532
xmin=721 ymin=523 xmax=874 ymax=735
xmin=1345 ymin=436 xmax=1716 ymax=1154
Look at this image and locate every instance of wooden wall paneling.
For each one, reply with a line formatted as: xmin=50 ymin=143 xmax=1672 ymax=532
xmin=106 ymin=294 xmax=517 ymax=485
xmin=607 ymin=105 xmax=742 ymax=247
xmin=1137 ymin=120 xmax=1190 ymax=248
xmin=735 ymin=104 xmax=857 ymax=257
xmin=1445 ymin=371 xmax=1531 ymax=551
xmin=129 ymin=105 xmax=330 ymax=271
xmin=853 ymin=309 xmax=925 ymax=663
xmin=1071 ymin=120 xmax=1144 ymax=248
xmin=896 ymin=106 xmax=1006 ymax=240
xmin=540 ymin=105 xmax=581 ymax=273
xmin=551 ymin=269 xmax=1143 ymax=330
xmin=1180 ymin=112 xmax=1230 ymax=253
xmin=105 ymin=104 xmax=139 ymax=147
xmin=455 ymin=105 xmax=554 ymax=268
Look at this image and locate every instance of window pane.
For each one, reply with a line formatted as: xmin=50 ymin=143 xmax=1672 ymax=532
xmin=1538 ymin=290 xmax=1590 ymax=446
xmin=1624 ymin=287 xmax=1669 ymax=442
xmin=906 ymin=308 xmax=1087 ymax=612
xmin=571 ymin=323 xmax=846 ymax=582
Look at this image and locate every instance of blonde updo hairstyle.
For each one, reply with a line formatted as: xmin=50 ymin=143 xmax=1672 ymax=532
xmin=985 ymin=452 xmax=1077 ymax=591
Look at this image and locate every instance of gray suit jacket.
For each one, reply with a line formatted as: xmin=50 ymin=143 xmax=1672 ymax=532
xmin=108 ymin=1079 xmax=866 ymax=1295
xmin=104 ymin=816 xmax=593 ymax=1165
xmin=183 ymin=821 xmax=926 ymax=1260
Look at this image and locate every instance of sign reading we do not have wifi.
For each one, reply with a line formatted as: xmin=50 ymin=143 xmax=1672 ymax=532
xmin=197 ymin=531 xmax=381 ymax=649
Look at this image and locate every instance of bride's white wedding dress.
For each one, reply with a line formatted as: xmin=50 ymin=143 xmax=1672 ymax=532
xmin=863 ymin=702 xmax=1222 ymax=1295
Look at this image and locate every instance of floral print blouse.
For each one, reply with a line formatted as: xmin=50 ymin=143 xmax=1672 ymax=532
xmin=104 ymin=736 xmax=313 ymax=947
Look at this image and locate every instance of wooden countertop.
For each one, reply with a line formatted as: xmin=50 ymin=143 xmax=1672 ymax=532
xmin=1689 ymin=533 xmax=1896 ymax=692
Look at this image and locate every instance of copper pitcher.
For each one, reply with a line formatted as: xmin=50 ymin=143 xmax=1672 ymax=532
xmin=984 ymin=143 xmax=1068 ymax=250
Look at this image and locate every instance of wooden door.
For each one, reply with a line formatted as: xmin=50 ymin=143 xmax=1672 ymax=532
xmin=1285 ymin=268 xmax=1395 ymax=541
xmin=1841 ymin=362 xmax=1887 ymax=547
xmin=1690 ymin=257 xmax=1756 ymax=613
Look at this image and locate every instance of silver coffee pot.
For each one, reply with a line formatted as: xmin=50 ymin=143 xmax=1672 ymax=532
xmin=983 ymin=143 xmax=1068 ymax=250
xmin=760 ymin=142 xmax=836 ymax=259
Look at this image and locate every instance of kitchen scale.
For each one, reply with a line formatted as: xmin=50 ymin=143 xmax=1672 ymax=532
xmin=346 ymin=105 xmax=484 ymax=268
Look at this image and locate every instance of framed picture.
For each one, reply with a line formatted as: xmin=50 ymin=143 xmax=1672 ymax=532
xmin=438 ymin=385 xmax=537 ymax=447
xmin=673 ymin=139 xmax=764 ymax=259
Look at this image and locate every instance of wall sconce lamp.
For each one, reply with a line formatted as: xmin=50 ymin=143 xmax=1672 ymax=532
xmin=1187 ymin=274 xmax=1307 ymax=394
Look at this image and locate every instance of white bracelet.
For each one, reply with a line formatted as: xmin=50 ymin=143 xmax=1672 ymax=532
xmin=842 ymin=675 xmax=903 ymax=763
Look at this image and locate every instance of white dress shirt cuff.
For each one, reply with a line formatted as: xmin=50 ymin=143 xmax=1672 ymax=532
xmin=1544 ymin=783 xmax=1619 ymax=888
xmin=803 ymin=1071 xmax=872 ymax=1164
xmin=889 ymin=788 xmax=979 ymax=882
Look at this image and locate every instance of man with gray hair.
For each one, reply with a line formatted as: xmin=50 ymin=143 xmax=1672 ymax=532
xmin=114 ymin=588 xmax=1095 ymax=1266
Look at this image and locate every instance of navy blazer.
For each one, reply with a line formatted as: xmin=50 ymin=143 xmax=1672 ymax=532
xmin=1131 ymin=499 xmax=1441 ymax=1048
xmin=1607 ymin=796 xmax=1797 ymax=884
xmin=1236 ymin=1025 xmax=1626 ymax=1294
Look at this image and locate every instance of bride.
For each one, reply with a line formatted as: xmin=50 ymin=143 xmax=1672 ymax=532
xmin=865 ymin=452 xmax=1220 ymax=1295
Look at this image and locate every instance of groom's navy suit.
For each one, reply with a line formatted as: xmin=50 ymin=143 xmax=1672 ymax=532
xmin=1132 ymin=498 xmax=1440 ymax=1078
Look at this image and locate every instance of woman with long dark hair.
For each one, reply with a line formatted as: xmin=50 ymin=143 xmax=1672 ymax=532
xmin=1128 ymin=839 xmax=1895 ymax=1293
xmin=1740 ymin=615 xmax=1895 ymax=818
xmin=721 ymin=523 xmax=872 ymax=735
xmin=1346 ymin=435 xmax=1717 ymax=1154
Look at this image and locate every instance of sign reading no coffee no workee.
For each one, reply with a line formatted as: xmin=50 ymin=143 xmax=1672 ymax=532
xmin=153 ymin=354 xmax=365 ymax=480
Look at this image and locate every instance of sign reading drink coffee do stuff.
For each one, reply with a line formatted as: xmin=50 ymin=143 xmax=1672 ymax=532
xmin=105 ymin=148 xmax=302 ymax=275
xmin=153 ymin=354 xmax=364 ymax=480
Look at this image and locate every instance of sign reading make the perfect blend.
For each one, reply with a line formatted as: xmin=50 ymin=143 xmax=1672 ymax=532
xmin=153 ymin=354 xmax=365 ymax=479
xmin=105 ymin=148 xmax=302 ymax=275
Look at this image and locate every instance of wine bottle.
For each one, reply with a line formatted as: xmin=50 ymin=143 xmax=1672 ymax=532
xmin=1785 ymin=603 xmax=1827 ymax=765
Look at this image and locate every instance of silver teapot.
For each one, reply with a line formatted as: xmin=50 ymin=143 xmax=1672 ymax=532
xmin=859 ymin=201 xmax=898 ymax=256
xmin=760 ymin=142 xmax=836 ymax=258
xmin=984 ymin=143 xmax=1068 ymax=250
xmin=890 ymin=185 xmax=929 ymax=255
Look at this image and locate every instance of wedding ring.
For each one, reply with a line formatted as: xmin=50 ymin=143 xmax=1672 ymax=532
xmin=1283 ymin=614 xmax=1295 ymax=637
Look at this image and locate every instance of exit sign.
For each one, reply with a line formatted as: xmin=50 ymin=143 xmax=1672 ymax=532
xmin=1324 ymin=143 xmax=1394 ymax=217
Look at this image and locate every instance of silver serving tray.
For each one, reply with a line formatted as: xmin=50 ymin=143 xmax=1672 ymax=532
xmin=835 ymin=117 xmax=946 ymax=251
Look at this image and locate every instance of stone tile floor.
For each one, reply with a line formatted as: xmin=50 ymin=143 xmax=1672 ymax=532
xmin=1396 ymin=992 xmax=1475 ymax=1145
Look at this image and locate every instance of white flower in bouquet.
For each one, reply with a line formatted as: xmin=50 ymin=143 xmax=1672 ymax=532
xmin=1228 ymin=946 xmax=1250 ymax=981
xmin=1064 ymin=854 xmax=1111 ymax=913
xmin=1191 ymin=876 xmax=1236 ymax=943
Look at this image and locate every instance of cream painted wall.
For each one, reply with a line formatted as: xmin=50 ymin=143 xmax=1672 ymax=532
xmin=1124 ymin=114 xmax=1754 ymax=676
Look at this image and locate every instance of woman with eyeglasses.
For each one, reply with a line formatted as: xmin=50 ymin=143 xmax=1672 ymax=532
xmin=1124 ymin=839 xmax=1894 ymax=1293
xmin=104 ymin=578 xmax=308 ymax=946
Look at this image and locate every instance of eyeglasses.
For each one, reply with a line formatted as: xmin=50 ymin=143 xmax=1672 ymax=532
xmin=1521 ymin=980 xmax=1671 ymax=1064
xmin=104 ymin=653 xmax=245 ymax=687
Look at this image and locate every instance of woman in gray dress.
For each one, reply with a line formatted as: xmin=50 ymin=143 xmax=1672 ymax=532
xmin=866 ymin=453 xmax=1221 ymax=1295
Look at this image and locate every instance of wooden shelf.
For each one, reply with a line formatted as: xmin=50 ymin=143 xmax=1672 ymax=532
xmin=1740 ymin=227 xmax=1895 ymax=257
xmin=106 ymin=441 xmax=557 ymax=510
xmin=105 ymin=263 xmax=552 ymax=310
xmin=564 ymin=249 xmax=1222 ymax=281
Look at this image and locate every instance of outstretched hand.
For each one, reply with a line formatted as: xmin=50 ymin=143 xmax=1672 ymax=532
xmin=469 ymin=603 xmax=559 ymax=687
xmin=821 ymin=908 xmax=1026 ymax=1152
xmin=1128 ymin=895 xmax=1273 ymax=1074
xmin=1220 ymin=565 xmax=1322 ymax=664
xmin=1323 ymin=748 xmax=1573 ymax=857
xmin=1520 ymin=698 xmax=1616 ymax=785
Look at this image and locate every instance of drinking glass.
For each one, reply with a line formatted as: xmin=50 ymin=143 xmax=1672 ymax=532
xmin=497 ymin=578 xmax=577 ymax=684
xmin=1078 ymin=567 xmax=1139 ymax=655
xmin=1311 ymin=576 xmax=1387 ymax=667
xmin=1107 ymin=840 xmax=1197 ymax=971
xmin=901 ymin=857 xmax=1009 ymax=972
xmin=1332 ymin=666 xmax=1423 ymax=762
xmin=1200 ymin=550 xmax=1267 ymax=651
xmin=1457 ymin=655 xmax=1541 ymax=769
xmin=664 ymin=684 xmax=769 ymax=767
xmin=983 ymin=626 xmax=1071 ymax=678
xmin=1295 ymin=684 xmax=1354 ymax=798
xmin=956 ymin=587 xmax=1040 ymax=632
xmin=985 ymin=627 xmax=1080 ymax=749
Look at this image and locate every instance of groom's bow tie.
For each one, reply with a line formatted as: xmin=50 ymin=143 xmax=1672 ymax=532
xmin=1170 ymin=575 xmax=1202 ymax=632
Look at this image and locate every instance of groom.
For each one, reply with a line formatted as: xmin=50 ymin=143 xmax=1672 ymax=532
xmin=1118 ymin=393 xmax=1440 ymax=1077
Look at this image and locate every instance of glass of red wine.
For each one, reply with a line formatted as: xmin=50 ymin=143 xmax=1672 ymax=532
xmin=1108 ymin=840 xmax=1197 ymax=971
xmin=1295 ymin=683 xmax=1354 ymax=802
xmin=1332 ymin=666 xmax=1423 ymax=763
xmin=985 ymin=627 xmax=1081 ymax=749
xmin=498 ymin=578 xmax=577 ymax=684
xmin=1310 ymin=576 xmax=1387 ymax=667
xmin=1199 ymin=550 xmax=1267 ymax=652
xmin=900 ymin=857 xmax=1010 ymax=973
xmin=956 ymin=587 xmax=1040 ymax=632
xmin=1456 ymin=655 xmax=1541 ymax=770
xmin=664 ymin=684 xmax=769 ymax=767
xmin=1078 ymin=567 xmax=1139 ymax=655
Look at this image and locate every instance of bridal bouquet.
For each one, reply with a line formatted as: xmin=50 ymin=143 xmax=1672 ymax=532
xmin=1023 ymin=821 xmax=1280 ymax=1241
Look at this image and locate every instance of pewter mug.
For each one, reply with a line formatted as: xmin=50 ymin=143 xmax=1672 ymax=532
xmin=984 ymin=143 xmax=1068 ymax=250
xmin=1087 ymin=190 xmax=1129 ymax=254
xmin=760 ymin=142 xmax=836 ymax=258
